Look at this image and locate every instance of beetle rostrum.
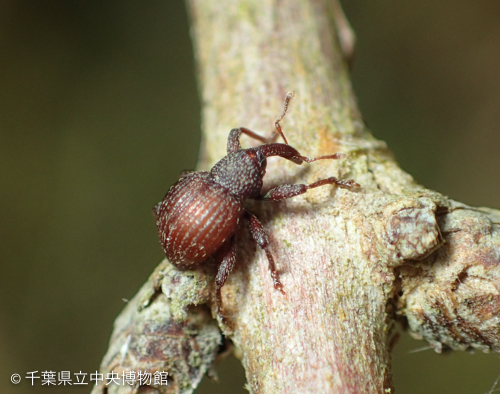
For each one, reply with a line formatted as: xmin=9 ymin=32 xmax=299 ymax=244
xmin=154 ymin=92 xmax=359 ymax=317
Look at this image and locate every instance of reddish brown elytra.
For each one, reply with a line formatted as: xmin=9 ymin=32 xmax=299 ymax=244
xmin=154 ymin=92 xmax=359 ymax=317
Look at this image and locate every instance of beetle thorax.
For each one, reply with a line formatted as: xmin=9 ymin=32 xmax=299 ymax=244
xmin=210 ymin=149 xmax=265 ymax=199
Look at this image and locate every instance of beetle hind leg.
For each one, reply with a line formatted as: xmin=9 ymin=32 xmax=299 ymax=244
xmin=215 ymin=236 xmax=237 ymax=318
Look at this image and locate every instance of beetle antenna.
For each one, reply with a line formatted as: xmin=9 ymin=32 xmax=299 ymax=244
xmin=274 ymin=91 xmax=295 ymax=145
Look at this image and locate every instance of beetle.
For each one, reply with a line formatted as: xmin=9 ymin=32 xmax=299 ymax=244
xmin=154 ymin=92 xmax=359 ymax=316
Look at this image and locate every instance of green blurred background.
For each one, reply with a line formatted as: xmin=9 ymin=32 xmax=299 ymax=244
xmin=1 ymin=1 xmax=499 ymax=393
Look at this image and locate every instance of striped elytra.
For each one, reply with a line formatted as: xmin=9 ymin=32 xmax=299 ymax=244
xmin=156 ymin=172 xmax=243 ymax=269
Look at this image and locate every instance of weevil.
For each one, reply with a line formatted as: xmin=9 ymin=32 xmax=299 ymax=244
xmin=154 ymin=92 xmax=358 ymax=316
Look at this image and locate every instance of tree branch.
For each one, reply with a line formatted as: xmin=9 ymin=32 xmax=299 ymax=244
xmin=92 ymin=1 xmax=500 ymax=393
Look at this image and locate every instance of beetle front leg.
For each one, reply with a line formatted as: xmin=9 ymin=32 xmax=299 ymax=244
xmin=227 ymin=127 xmax=277 ymax=154
xmin=215 ymin=235 xmax=237 ymax=317
xmin=262 ymin=177 xmax=359 ymax=201
xmin=226 ymin=92 xmax=295 ymax=153
xmin=246 ymin=211 xmax=285 ymax=294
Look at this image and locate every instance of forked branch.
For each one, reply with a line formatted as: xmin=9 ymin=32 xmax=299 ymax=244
xmin=92 ymin=1 xmax=500 ymax=393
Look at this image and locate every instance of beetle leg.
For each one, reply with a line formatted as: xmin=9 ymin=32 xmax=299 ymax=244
xmin=227 ymin=127 xmax=276 ymax=154
xmin=246 ymin=211 xmax=285 ymax=294
xmin=262 ymin=177 xmax=359 ymax=201
xmin=226 ymin=92 xmax=295 ymax=153
xmin=179 ymin=170 xmax=195 ymax=178
xmin=215 ymin=235 xmax=237 ymax=317
xmin=152 ymin=203 xmax=161 ymax=220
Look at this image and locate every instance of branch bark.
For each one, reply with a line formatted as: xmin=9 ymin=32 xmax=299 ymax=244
xmin=92 ymin=1 xmax=500 ymax=393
